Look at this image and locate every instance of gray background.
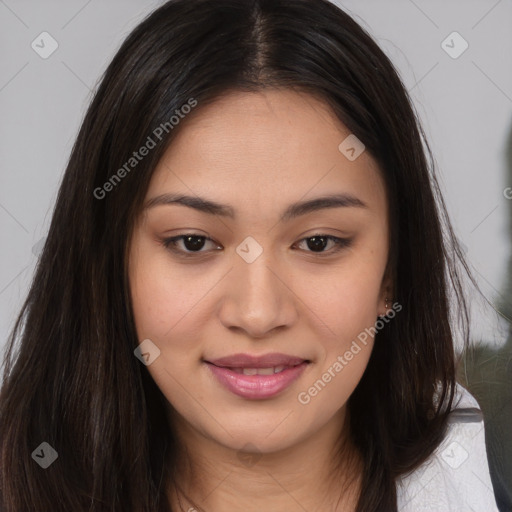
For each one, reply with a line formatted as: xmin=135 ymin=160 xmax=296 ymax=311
xmin=1 ymin=0 xmax=511 ymax=508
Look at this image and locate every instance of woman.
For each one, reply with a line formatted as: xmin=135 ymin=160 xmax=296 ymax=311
xmin=0 ymin=0 xmax=501 ymax=510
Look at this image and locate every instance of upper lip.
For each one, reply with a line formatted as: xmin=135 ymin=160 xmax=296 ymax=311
xmin=205 ymin=353 xmax=309 ymax=368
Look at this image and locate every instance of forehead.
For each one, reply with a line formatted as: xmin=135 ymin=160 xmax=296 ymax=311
xmin=145 ymin=89 xmax=386 ymax=220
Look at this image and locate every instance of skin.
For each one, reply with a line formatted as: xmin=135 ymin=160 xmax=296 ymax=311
xmin=128 ymin=88 xmax=392 ymax=512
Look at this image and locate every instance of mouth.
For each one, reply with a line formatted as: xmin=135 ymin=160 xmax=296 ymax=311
xmin=203 ymin=355 xmax=311 ymax=400
xmin=205 ymin=352 xmax=310 ymax=368
xmin=216 ymin=363 xmax=305 ymax=375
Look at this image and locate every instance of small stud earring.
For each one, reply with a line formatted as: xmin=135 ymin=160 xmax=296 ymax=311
xmin=380 ymin=297 xmax=391 ymax=318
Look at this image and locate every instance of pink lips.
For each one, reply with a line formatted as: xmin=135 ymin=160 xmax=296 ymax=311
xmin=204 ymin=353 xmax=310 ymax=400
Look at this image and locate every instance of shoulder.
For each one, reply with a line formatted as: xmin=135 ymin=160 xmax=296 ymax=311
xmin=396 ymin=382 xmax=500 ymax=512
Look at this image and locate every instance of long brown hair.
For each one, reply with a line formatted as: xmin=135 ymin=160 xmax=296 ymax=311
xmin=0 ymin=0 xmax=482 ymax=510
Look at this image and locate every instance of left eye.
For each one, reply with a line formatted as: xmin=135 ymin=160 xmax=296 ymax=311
xmin=295 ymin=235 xmax=352 ymax=254
xmin=161 ymin=234 xmax=352 ymax=256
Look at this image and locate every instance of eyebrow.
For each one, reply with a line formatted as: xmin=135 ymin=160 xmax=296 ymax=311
xmin=143 ymin=192 xmax=368 ymax=222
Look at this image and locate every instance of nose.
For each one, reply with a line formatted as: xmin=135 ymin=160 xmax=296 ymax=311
xmin=217 ymin=250 xmax=299 ymax=338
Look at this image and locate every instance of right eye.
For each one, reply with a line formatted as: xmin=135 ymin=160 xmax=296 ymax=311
xmin=161 ymin=233 xmax=221 ymax=257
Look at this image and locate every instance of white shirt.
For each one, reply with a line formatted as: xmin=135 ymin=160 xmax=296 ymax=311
xmin=396 ymin=382 xmax=500 ymax=511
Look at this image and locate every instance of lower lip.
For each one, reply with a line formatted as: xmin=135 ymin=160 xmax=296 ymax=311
xmin=205 ymin=361 xmax=309 ymax=399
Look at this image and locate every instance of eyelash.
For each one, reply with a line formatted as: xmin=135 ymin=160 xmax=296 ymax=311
xmin=160 ymin=233 xmax=353 ymax=258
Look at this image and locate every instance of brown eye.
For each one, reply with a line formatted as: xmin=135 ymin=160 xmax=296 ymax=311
xmin=295 ymin=235 xmax=353 ymax=254
xmin=162 ymin=234 xmax=220 ymax=255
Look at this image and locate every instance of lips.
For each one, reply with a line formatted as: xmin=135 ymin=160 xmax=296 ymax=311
xmin=203 ymin=353 xmax=310 ymax=399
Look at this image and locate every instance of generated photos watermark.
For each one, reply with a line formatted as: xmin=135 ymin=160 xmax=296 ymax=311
xmin=93 ymin=97 xmax=198 ymax=200
xmin=297 ymin=301 xmax=402 ymax=405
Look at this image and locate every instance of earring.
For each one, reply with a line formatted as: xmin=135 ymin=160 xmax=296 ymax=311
xmin=380 ymin=298 xmax=391 ymax=318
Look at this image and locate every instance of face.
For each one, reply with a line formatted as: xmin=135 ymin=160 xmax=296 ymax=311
xmin=128 ymin=89 xmax=390 ymax=456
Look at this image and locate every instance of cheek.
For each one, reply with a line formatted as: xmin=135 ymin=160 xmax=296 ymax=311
xmin=129 ymin=257 xmax=208 ymax=413
xmin=297 ymin=258 xmax=384 ymax=342
xmin=292 ymin=246 xmax=385 ymax=405
xmin=128 ymin=244 xmax=212 ymax=394
xmin=129 ymin=248 xmax=212 ymax=341
xmin=295 ymin=274 xmax=378 ymax=417
xmin=130 ymin=271 xmax=185 ymax=339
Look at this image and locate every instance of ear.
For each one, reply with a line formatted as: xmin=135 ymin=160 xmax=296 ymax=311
xmin=378 ymin=266 xmax=394 ymax=317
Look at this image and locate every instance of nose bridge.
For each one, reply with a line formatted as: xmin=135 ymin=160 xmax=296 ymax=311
xmin=218 ymin=240 xmax=297 ymax=336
